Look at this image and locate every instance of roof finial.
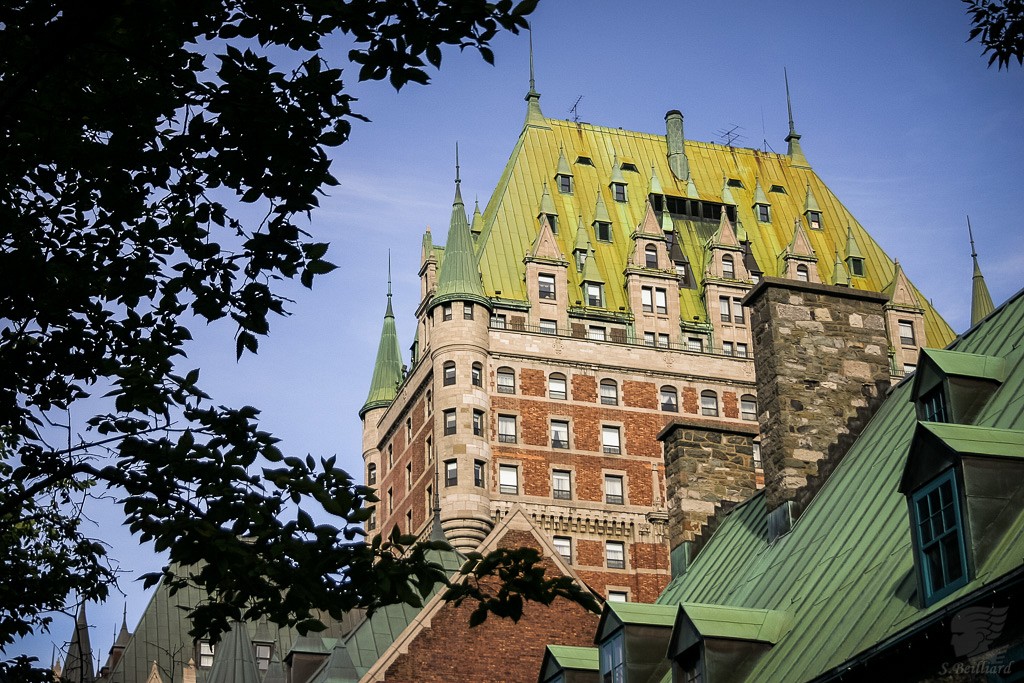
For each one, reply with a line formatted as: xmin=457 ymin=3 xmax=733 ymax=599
xmin=785 ymin=67 xmax=797 ymax=139
xmin=968 ymin=216 xmax=995 ymax=325
xmin=455 ymin=142 xmax=461 ymax=186
xmin=528 ymin=28 xmax=536 ymax=95
xmin=523 ymin=27 xmax=544 ymax=123
xmin=968 ymin=215 xmax=978 ymax=259
xmin=387 ymin=250 xmax=393 ymax=299
xmin=784 ymin=68 xmax=809 ymax=168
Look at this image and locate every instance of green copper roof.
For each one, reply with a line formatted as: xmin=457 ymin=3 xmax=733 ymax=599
xmin=538 ymin=182 xmax=557 ymax=217
xmin=649 ymin=165 xmax=663 ymax=195
xmin=580 ymin=249 xmax=604 ymax=284
xmin=433 ymin=166 xmax=489 ymax=308
xmin=656 ymin=286 xmax=1024 ymax=683
xmin=685 ymin=172 xmax=698 ymax=199
xmin=831 ymin=249 xmax=850 ymax=286
xmin=556 ymin=145 xmax=572 ymax=177
xmin=592 ymin=191 xmax=611 ymax=223
xmin=207 ymin=622 xmax=262 ymax=683
xmin=803 ymin=183 xmax=820 ymax=213
xmin=471 ymin=199 xmax=483 ymax=234
xmin=609 ymin=154 xmax=626 ymax=185
xmin=845 ymin=225 xmax=865 ymax=260
xmin=784 ymin=69 xmax=810 ymax=168
xmin=573 ymin=217 xmax=591 ymax=253
xmin=545 ymin=645 xmax=599 ymax=671
xmin=360 ymin=282 xmax=404 ymax=417
xmin=970 ymin=223 xmax=995 ymax=326
xmin=919 ymin=422 xmax=1024 ymax=459
xmin=916 ymin=347 xmax=1006 ymax=383
xmin=753 ymin=177 xmax=770 ymax=206
xmin=681 ymin=603 xmax=789 ymax=644
xmin=720 ymin=176 xmax=736 ymax=206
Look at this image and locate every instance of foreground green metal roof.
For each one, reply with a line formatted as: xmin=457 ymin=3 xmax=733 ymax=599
xmin=605 ymin=601 xmax=678 ymax=628
xmin=680 ymin=604 xmax=789 ymax=644
xmin=656 ymin=287 xmax=1024 ymax=682
xmin=545 ymin=645 xmax=599 ymax=671
xmin=917 ymin=347 xmax=1006 ymax=383
xmin=473 ymin=109 xmax=955 ymax=346
xmin=919 ymin=422 xmax=1024 ymax=459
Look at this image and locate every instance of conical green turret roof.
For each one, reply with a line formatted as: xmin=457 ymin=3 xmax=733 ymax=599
xmin=969 ymin=220 xmax=995 ymax=325
xmin=832 ymin=249 xmax=850 ymax=287
xmin=433 ymin=158 xmax=490 ymax=309
xmin=360 ymin=275 xmax=404 ymax=418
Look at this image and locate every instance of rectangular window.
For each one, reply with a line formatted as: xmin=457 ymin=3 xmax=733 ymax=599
xmin=406 ymin=462 xmax=412 ymax=491
xmin=255 ymin=644 xmax=272 ymax=672
xmin=552 ymin=470 xmax=571 ymax=500
xmin=723 ymin=341 xmax=734 ymax=356
xmin=539 ymin=319 xmax=557 ymax=335
xmin=445 ymin=460 xmax=458 ymax=487
xmin=499 ymin=464 xmax=519 ymax=495
xmin=406 ymin=509 xmax=413 ymax=533
xmin=606 ymin=541 xmax=625 ymax=569
xmin=600 ymin=381 xmax=618 ymax=405
xmin=498 ymin=415 xmax=517 ymax=443
xmin=472 ymin=409 xmax=484 ymax=437
xmin=538 ymin=274 xmax=556 ymax=300
xmin=642 ymin=287 xmax=653 ymax=313
xmin=757 ymin=204 xmax=770 ymax=222
xmin=497 ymin=369 xmax=515 ymax=394
xmin=701 ymin=392 xmax=719 ymax=417
xmin=490 ymin=313 xmax=506 ymax=329
xmin=367 ymin=507 xmax=377 ymax=531
xmin=807 ymin=210 xmax=822 ymax=230
xmin=605 ymin=475 xmax=624 ymax=505
xmin=387 ymin=487 xmax=393 ymax=514
xmin=595 ymin=221 xmax=612 ymax=242
xmin=551 ymin=420 xmax=569 ymax=449
xmin=752 ymin=442 xmax=762 ymax=469
xmin=425 ymin=437 xmax=433 ymax=464
xmin=921 ymin=387 xmax=948 ymax=423
xmin=599 ymin=630 xmax=625 ymax=683
xmin=687 ymin=337 xmax=704 ymax=353
xmin=741 ymin=396 xmax=757 ymax=421
xmin=406 ymin=417 xmax=412 ymax=442
xmin=655 ymin=288 xmax=667 ymax=315
xmin=736 ymin=343 xmax=748 ymax=358
xmin=367 ymin=464 xmax=377 ymax=486
xmin=849 ymin=257 xmax=865 ymax=277
xmin=657 ymin=333 xmax=670 ymax=348
xmin=443 ymin=362 xmax=456 ymax=386
xmin=913 ymin=471 xmax=969 ymax=603
xmin=471 ymin=364 xmax=482 ymax=387
xmin=549 ymin=374 xmax=567 ymax=400
xmin=442 ymin=303 xmax=453 ymax=321
xmin=463 ymin=302 xmax=474 ymax=320
xmin=660 ymin=388 xmax=678 ymax=412
xmin=553 ymin=536 xmax=572 ymax=563
xmin=557 ymin=174 xmax=573 ymax=194
xmin=588 ymin=326 xmax=607 ymax=341
xmin=720 ymin=296 xmax=731 ymax=322
xmin=732 ymin=299 xmax=745 ymax=324
xmin=643 ymin=332 xmax=655 ymax=347
xmin=474 ymin=460 xmax=485 ymax=488
xmin=198 ymin=641 xmax=215 ymax=668
xmin=904 ymin=363 xmax=917 ymax=376
xmin=607 ymin=591 xmax=628 ymax=603
xmin=443 ymin=409 xmax=456 ymax=435
xmin=612 ymin=183 xmax=627 ymax=203
xmin=899 ymin=320 xmax=916 ymax=345
xmin=602 ymin=426 xmax=621 ymax=454
xmin=586 ymin=283 xmax=603 ymax=307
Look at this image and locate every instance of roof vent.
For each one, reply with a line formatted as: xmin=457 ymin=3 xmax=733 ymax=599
xmin=575 ymin=156 xmax=594 ymax=166
xmin=620 ymin=162 xmax=639 ymax=173
xmin=769 ymin=184 xmax=787 ymax=194
xmin=726 ymin=178 xmax=744 ymax=188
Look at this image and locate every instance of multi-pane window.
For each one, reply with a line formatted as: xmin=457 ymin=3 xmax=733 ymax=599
xmin=796 ymin=264 xmax=809 ymax=282
xmin=442 ymin=303 xmax=453 ymax=321
xmin=552 ymin=470 xmax=571 ymax=500
xmin=538 ymin=273 xmax=556 ymax=300
xmin=655 ymin=288 xmax=667 ymax=314
xmin=687 ymin=337 xmax=704 ymax=353
xmin=600 ymin=379 xmax=618 ymax=405
xmin=551 ymin=420 xmax=569 ymax=449
xmin=660 ymin=386 xmax=678 ymax=412
xmin=720 ymin=296 xmax=731 ymax=322
xmin=471 ymin=362 xmax=482 ymax=387
xmin=899 ymin=320 xmax=916 ymax=345
xmin=807 ymin=210 xmax=822 ymax=231
xmin=496 ymin=367 xmax=515 ymax=394
xmin=445 ymin=460 xmax=458 ymax=487
xmin=722 ymin=254 xmax=735 ymax=279
xmin=676 ymin=261 xmax=688 ymax=284
xmin=913 ymin=470 xmax=968 ymax=603
xmin=253 ymin=643 xmax=272 ymax=671
xmin=607 ymin=591 xmax=628 ymax=603
xmin=732 ymin=299 xmax=745 ymax=324
xmin=602 ymin=426 xmax=621 ymax=454
xmin=595 ymin=221 xmax=612 ymax=242
xmin=600 ymin=630 xmax=625 ymax=683
xmin=463 ymin=302 xmax=474 ymax=320
xmin=604 ymin=475 xmax=624 ymax=505
xmin=736 ymin=343 xmax=748 ymax=358
xmin=756 ymin=203 xmax=771 ymax=222
xmin=586 ymin=283 xmax=604 ymax=307
xmin=752 ymin=442 xmax=762 ymax=469
xmin=367 ymin=463 xmax=377 ymax=486
xmin=549 ymin=373 xmax=567 ymax=400
xmin=741 ymin=394 xmax=758 ymax=421
xmin=198 ymin=641 xmax=215 ymax=668
xmin=723 ymin=341 xmax=734 ymax=356
xmin=490 ymin=313 xmax=507 ymax=329
xmin=443 ymin=361 xmax=456 ymax=386
xmin=498 ymin=464 xmax=519 ymax=495
xmin=642 ymin=287 xmax=653 ymax=313
xmin=557 ymin=174 xmax=573 ymax=194
xmin=645 ymin=244 xmax=658 ymax=268
xmin=498 ymin=415 xmax=517 ymax=443
xmin=921 ymin=387 xmax=948 ymax=423
xmin=588 ymin=326 xmax=607 ymax=341
xmin=474 ymin=460 xmax=485 ymax=488
xmin=701 ymin=390 xmax=719 ymax=417
xmin=553 ymin=536 xmax=573 ymax=564
xmin=643 ymin=332 xmax=655 ymax=347
xmin=540 ymin=319 xmax=557 ymax=335
xmin=612 ymin=182 xmax=627 ymax=202
xmin=443 ymin=409 xmax=457 ymax=435
xmin=472 ymin=409 xmax=484 ymax=437
xmin=658 ymin=333 xmax=670 ymax=348
xmin=606 ymin=541 xmax=625 ymax=569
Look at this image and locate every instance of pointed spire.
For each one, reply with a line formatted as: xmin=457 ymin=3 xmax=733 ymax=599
xmin=360 ymin=260 xmax=404 ymax=417
xmin=753 ymin=176 xmax=770 ymax=206
xmin=685 ymin=172 xmax=698 ymax=200
xmin=429 ymin=469 xmax=447 ymax=543
xmin=635 ymin=200 xmax=662 ymax=238
xmin=648 ymin=165 xmax=663 ymax=196
xmin=609 ymin=154 xmax=626 ymax=185
xmin=804 ymin=183 xmax=821 ymax=213
xmin=968 ymin=217 xmax=995 ymax=325
xmin=660 ymin=205 xmax=674 ymax=234
xmin=556 ymin=145 xmax=572 ymax=178
xmin=524 ymin=29 xmax=544 ymax=124
xmin=713 ymin=208 xmax=740 ymax=247
xmin=580 ymin=248 xmax=604 ymax=284
xmin=528 ymin=213 xmax=564 ymax=261
xmin=832 ymin=249 xmax=850 ymax=287
xmin=786 ymin=218 xmax=816 ymax=258
xmin=433 ymin=153 xmax=489 ymax=308
xmin=735 ymin=218 xmax=748 ymax=244
xmin=421 ymin=225 xmax=433 ymax=262
xmin=593 ymin=191 xmax=611 ymax=224
xmin=207 ymin=622 xmax=262 ymax=683
xmin=471 ymin=198 xmax=483 ymax=235
xmin=573 ymin=216 xmax=591 ymax=253
xmin=883 ymin=260 xmax=922 ymax=308
xmin=538 ymin=182 xmax=557 ymax=220
xmin=720 ymin=175 xmax=736 ymax=206
xmin=845 ymin=225 xmax=864 ymax=260
xmin=784 ymin=68 xmax=810 ymax=168
xmin=65 ymin=603 xmax=96 ymax=683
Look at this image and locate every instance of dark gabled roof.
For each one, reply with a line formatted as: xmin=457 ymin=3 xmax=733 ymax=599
xmin=656 ymin=287 xmax=1024 ymax=682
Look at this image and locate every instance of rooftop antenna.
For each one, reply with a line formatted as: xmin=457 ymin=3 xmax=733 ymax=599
xmin=569 ymin=95 xmax=583 ymax=123
xmin=716 ymin=124 xmax=745 ymax=147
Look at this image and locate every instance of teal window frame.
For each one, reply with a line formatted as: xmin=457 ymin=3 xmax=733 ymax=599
xmin=599 ymin=628 xmax=626 ymax=683
xmin=912 ymin=469 xmax=969 ymax=605
xmin=921 ymin=386 xmax=948 ymax=422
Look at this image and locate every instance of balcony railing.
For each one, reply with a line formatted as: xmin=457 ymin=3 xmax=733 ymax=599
xmin=488 ymin=320 xmax=739 ymax=357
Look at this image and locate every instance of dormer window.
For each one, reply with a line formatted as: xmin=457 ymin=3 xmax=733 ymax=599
xmin=911 ymin=349 xmax=1005 ymax=425
xmin=644 ymin=244 xmax=658 ymax=268
xmin=847 ymin=256 xmax=865 ymax=277
xmin=575 ymin=249 xmax=586 ymax=271
xmin=796 ymin=264 xmax=809 ymax=282
xmin=806 ymin=210 xmax=822 ymax=231
xmin=612 ymin=183 xmax=627 ymax=203
xmin=599 ymin=630 xmax=625 ymax=683
xmin=585 ymin=282 xmax=604 ymax=307
xmin=538 ymin=273 xmax=556 ymax=300
xmin=543 ymin=213 xmax=559 ymax=234
xmin=722 ymin=254 xmax=735 ymax=279
xmin=898 ymin=320 xmax=916 ymax=346
xmin=595 ymin=221 xmax=612 ymax=242
xmin=756 ymin=203 xmax=771 ymax=222
xmin=920 ymin=386 xmax=948 ymax=422
xmin=911 ymin=469 xmax=969 ymax=604
xmin=556 ymin=173 xmax=573 ymax=194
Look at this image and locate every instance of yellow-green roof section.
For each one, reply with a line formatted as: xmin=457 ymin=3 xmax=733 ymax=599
xmin=473 ymin=98 xmax=954 ymax=346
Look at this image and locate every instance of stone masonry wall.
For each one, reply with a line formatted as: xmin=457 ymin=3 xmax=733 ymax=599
xmin=744 ymin=278 xmax=891 ymax=516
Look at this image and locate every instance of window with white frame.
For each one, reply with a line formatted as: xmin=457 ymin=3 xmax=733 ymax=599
xmin=700 ymin=390 xmax=719 ymax=417
xmin=723 ymin=341 xmax=734 ymax=356
xmin=498 ymin=415 xmax=517 ymax=443
xmin=655 ymin=288 xmax=667 ymax=314
xmin=658 ymin=333 xmax=670 ymax=348
xmin=607 ymin=590 xmax=628 ymax=602
xmin=367 ymin=463 xmax=377 ymax=486
xmin=445 ymin=460 xmax=457 ymax=486
xmin=796 ymin=264 xmax=809 ymax=282
xmin=642 ymin=286 xmax=653 ymax=313
xmin=498 ymin=464 xmax=519 ymax=495
xmin=741 ymin=394 xmax=757 ymax=421
xmin=736 ymin=342 xmax=748 ymax=358
xmin=442 ymin=303 xmax=453 ymax=321
xmin=553 ymin=536 xmax=572 ymax=564
xmin=756 ymin=203 xmax=771 ymax=222
xmin=604 ymin=474 xmax=624 ymax=505
xmin=660 ymin=386 xmax=678 ymax=412
xmin=807 ymin=210 xmax=822 ymax=231
xmin=472 ymin=409 xmax=484 ymax=437
xmin=645 ymin=244 xmax=658 ymax=268
xmin=490 ymin=313 xmax=507 ymax=329
xmin=471 ymin=362 xmax=482 ymax=387
xmin=443 ymin=409 xmax=456 ymax=435
xmin=548 ymin=373 xmax=567 ymax=400
xmin=732 ymin=299 xmax=745 ymax=324
xmin=722 ymin=254 xmax=735 ymax=279
xmin=443 ymin=361 xmax=456 ymax=386
xmin=600 ymin=379 xmax=618 ymax=405
xmin=552 ymin=470 xmax=571 ymax=499
xmin=602 ymin=426 xmax=621 ymax=454
xmin=463 ymin=302 xmax=473 ymax=320
xmin=538 ymin=273 xmax=556 ymax=300
xmin=496 ymin=367 xmax=515 ymax=394
xmin=474 ymin=460 xmax=485 ymax=487
xmin=586 ymin=282 xmax=604 ymax=307
xmin=606 ymin=541 xmax=625 ymax=569
xmin=599 ymin=629 xmax=625 ymax=683
xmin=551 ymin=420 xmax=569 ymax=449
xmin=720 ymin=296 xmax=731 ymax=322
xmin=687 ymin=337 xmax=704 ymax=353
xmin=588 ymin=326 xmax=607 ymax=341
xmin=198 ymin=641 xmax=215 ymax=668
xmin=899 ymin=320 xmax=916 ymax=346
xmin=643 ymin=332 xmax=655 ymax=347
xmin=540 ymin=319 xmax=557 ymax=335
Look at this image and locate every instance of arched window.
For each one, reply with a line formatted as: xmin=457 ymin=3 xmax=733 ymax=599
xmin=700 ymin=390 xmax=719 ymax=417
xmin=548 ymin=373 xmax=567 ymax=400
xmin=443 ymin=361 xmax=456 ymax=386
xmin=741 ymin=394 xmax=757 ymax=421
xmin=471 ymin=362 xmax=483 ymax=387
xmin=645 ymin=244 xmax=658 ymax=268
xmin=600 ymin=379 xmax=618 ymax=405
xmin=496 ymin=367 xmax=515 ymax=394
xmin=722 ymin=255 xmax=735 ymax=279
xmin=660 ymin=386 xmax=678 ymax=412
xmin=796 ymin=264 xmax=809 ymax=282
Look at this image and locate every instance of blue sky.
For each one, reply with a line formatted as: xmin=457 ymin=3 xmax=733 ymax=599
xmin=17 ymin=0 xmax=1024 ymax=669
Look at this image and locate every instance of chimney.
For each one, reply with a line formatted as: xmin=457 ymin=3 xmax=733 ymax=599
xmin=665 ymin=110 xmax=689 ymax=180
xmin=743 ymin=278 xmax=891 ymax=538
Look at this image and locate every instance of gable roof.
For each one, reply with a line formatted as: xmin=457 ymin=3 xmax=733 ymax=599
xmin=655 ymin=287 xmax=1024 ymax=682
